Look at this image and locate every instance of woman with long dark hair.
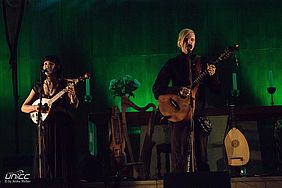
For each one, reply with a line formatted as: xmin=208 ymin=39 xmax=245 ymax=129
xmin=21 ymin=55 xmax=79 ymax=187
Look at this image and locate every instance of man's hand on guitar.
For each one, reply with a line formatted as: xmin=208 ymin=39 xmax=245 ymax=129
xmin=179 ymin=87 xmax=191 ymax=98
xmin=207 ymin=64 xmax=216 ymax=76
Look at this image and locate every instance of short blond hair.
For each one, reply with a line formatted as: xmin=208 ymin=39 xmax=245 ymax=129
xmin=177 ymin=28 xmax=194 ymax=49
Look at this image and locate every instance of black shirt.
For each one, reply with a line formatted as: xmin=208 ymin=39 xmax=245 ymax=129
xmin=152 ymin=52 xmax=220 ymax=116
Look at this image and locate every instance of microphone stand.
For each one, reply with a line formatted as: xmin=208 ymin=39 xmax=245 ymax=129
xmin=187 ymin=51 xmax=196 ymax=173
xmin=37 ymin=69 xmax=45 ymax=178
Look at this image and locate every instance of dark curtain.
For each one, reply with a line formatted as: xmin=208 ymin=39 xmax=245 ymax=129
xmin=2 ymin=0 xmax=26 ymax=153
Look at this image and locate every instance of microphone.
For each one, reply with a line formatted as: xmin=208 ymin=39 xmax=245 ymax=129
xmin=41 ymin=68 xmax=49 ymax=73
xmin=187 ymin=44 xmax=192 ymax=53
xmin=187 ymin=44 xmax=192 ymax=50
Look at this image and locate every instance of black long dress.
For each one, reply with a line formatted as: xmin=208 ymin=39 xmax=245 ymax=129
xmin=32 ymin=79 xmax=77 ymax=186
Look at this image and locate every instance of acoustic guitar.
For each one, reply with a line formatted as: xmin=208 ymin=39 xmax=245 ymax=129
xmin=224 ymin=105 xmax=250 ymax=166
xmin=30 ymin=73 xmax=90 ymax=124
xmin=158 ymin=44 xmax=239 ymax=122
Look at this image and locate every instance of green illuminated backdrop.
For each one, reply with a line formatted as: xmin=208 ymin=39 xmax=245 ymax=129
xmin=1 ymin=0 xmax=282 ymax=160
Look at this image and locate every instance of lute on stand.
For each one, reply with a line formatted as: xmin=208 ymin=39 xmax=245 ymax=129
xmin=224 ymin=71 xmax=250 ymax=176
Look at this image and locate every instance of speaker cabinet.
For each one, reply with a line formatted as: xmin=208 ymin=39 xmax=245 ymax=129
xmin=164 ymin=171 xmax=230 ymax=188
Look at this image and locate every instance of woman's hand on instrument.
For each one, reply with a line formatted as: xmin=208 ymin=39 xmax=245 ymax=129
xmin=34 ymin=104 xmax=49 ymax=113
xmin=207 ymin=64 xmax=216 ymax=76
xmin=67 ymin=82 xmax=79 ymax=107
xmin=67 ymin=83 xmax=76 ymax=98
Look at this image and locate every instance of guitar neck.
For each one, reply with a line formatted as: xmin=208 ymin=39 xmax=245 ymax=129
xmin=48 ymin=88 xmax=68 ymax=105
xmin=191 ymin=55 xmax=221 ymax=89
xmin=191 ymin=45 xmax=238 ymax=89
xmin=228 ymin=104 xmax=236 ymax=128
xmin=191 ymin=70 xmax=208 ymax=89
xmin=47 ymin=75 xmax=86 ymax=105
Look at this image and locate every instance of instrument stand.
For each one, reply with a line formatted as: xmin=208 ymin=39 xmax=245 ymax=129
xmin=223 ymin=53 xmax=249 ymax=176
xmin=186 ymin=52 xmax=196 ymax=173
xmin=223 ymin=89 xmax=242 ymax=176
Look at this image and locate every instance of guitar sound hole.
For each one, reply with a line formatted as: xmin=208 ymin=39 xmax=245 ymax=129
xmin=169 ymin=98 xmax=180 ymax=111
xmin=231 ymin=140 xmax=240 ymax=148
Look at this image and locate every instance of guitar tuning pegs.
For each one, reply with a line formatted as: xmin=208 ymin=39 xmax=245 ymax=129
xmin=229 ymin=44 xmax=240 ymax=51
xmin=84 ymin=72 xmax=91 ymax=79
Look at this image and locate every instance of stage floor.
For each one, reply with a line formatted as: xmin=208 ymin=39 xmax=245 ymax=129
xmin=82 ymin=175 xmax=282 ymax=188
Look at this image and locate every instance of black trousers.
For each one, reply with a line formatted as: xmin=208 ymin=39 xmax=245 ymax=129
xmin=170 ymin=120 xmax=210 ymax=173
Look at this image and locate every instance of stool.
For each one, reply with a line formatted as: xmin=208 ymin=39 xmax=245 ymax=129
xmin=156 ymin=143 xmax=171 ymax=178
